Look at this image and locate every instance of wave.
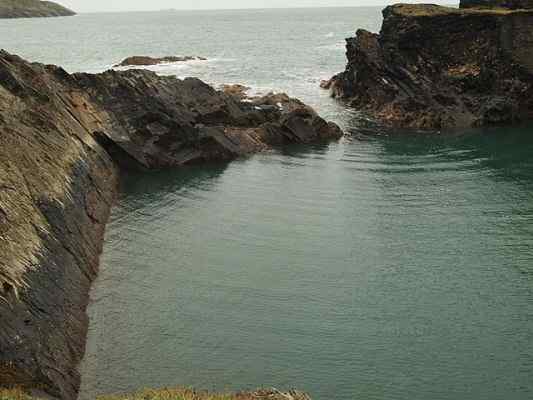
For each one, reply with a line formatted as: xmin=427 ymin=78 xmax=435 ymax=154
xmin=317 ymin=41 xmax=345 ymax=51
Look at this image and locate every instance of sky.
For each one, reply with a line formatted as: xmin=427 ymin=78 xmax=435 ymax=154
xmin=57 ymin=1 xmax=455 ymax=13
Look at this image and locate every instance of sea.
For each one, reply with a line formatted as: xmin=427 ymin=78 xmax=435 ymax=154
xmin=1 ymin=7 xmax=532 ymax=400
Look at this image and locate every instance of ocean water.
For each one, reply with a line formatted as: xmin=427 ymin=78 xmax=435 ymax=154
xmin=2 ymin=7 xmax=533 ymax=400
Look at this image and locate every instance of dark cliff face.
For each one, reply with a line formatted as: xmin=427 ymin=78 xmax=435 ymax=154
xmin=0 ymin=52 xmax=118 ymax=399
xmin=0 ymin=0 xmax=75 ymax=18
xmin=0 ymin=51 xmax=342 ymax=399
xmin=327 ymin=4 xmax=533 ymax=129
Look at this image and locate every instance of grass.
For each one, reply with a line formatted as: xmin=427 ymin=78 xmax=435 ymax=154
xmin=0 ymin=388 xmax=308 ymax=400
xmin=0 ymin=389 xmax=33 ymax=400
xmin=1 ymin=388 xmax=228 ymax=400
xmin=390 ymin=3 xmax=532 ymax=17
xmin=98 ymin=388 xmax=238 ymax=400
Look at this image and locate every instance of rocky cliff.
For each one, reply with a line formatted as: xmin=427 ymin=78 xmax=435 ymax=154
xmin=0 ymin=51 xmax=342 ymax=399
xmin=325 ymin=4 xmax=533 ymax=129
xmin=0 ymin=0 xmax=75 ymax=18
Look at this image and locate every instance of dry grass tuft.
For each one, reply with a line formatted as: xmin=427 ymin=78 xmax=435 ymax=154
xmin=390 ymin=3 xmax=531 ymax=17
xmin=0 ymin=388 xmax=34 ymax=400
xmin=0 ymin=387 xmax=311 ymax=400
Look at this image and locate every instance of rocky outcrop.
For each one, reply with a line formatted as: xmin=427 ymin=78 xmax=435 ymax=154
xmin=114 ymin=56 xmax=207 ymax=68
xmin=460 ymin=0 xmax=533 ymax=9
xmin=75 ymin=72 xmax=342 ymax=169
xmin=326 ymin=4 xmax=533 ymax=129
xmin=0 ymin=0 xmax=75 ymax=18
xmin=0 ymin=50 xmax=342 ymax=399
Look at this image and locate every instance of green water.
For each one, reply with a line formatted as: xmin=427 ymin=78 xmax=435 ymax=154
xmin=81 ymin=128 xmax=533 ymax=400
xmin=2 ymin=6 xmax=531 ymax=400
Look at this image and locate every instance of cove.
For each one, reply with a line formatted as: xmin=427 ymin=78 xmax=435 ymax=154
xmin=81 ymin=128 xmax=533 ymax=400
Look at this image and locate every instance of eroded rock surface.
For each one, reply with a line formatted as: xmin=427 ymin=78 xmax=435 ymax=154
xmin=0 ymin=50 xmax=342 ymax=399
xmin=326 ymin=4 xmax=533 ymax=129
xmin=75 ymin=70 xmax=342 ymax=169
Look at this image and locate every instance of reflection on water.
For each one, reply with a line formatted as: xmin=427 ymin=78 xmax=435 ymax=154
xmin=81 ymin=127 xmax=533 ymax=400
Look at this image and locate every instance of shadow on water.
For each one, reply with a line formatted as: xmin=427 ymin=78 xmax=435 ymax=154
xmin=366 ymin=122 xmax=533 ymax=278
xmin=275 ymin=142 xmax=334 ymax=158
xmin=374 ymin=123 xmax=533 ymax=183
xmin=117 ymin=162 xmax=229 ymax=200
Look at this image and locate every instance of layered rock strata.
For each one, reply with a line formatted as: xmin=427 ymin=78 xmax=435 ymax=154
xmin=0 ymin=51 xmax=342 ymax=399
xmin=325 ymin=4 xmax=533 ymax=129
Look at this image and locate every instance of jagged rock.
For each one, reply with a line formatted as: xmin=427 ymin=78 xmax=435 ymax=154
xmin=114 ymin=55 xmax=207 ymax=68
xmin=74 ymin=70 xmax=342 ymax=169
xmin=0 ymin=0 xmax=75 ymax=18
xmin=325 ymin=4 xmax=533 ymax=129
xmin=0 ymin=50 xmax=342 ymax=399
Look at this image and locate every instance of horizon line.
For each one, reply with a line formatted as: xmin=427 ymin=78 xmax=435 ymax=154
xmin=72 ymin=3 xmax=457 ymax=14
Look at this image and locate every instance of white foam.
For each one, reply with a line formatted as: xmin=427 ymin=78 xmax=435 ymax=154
xmin=317 ymin=42 xmax=345 ymax=51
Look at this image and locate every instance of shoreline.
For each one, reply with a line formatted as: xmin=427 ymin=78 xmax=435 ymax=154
xmin=0 ymin=50 xmax=342 ymax=399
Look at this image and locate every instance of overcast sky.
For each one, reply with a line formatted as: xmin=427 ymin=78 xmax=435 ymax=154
xmin=58 ymin=1 xmax=455 ymax=13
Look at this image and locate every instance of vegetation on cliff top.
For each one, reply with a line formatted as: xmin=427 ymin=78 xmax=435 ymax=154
xmin=389 ymin=3 xmax=531 ymax=17
xmin=0 ymin=0 xmax=75 ymax=18
xmin=0 ymin=389 xmax=32 ymax=400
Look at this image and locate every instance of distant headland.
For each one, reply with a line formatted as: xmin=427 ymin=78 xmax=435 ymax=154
xmin=0 ymin=0 xmax=75 ymax=19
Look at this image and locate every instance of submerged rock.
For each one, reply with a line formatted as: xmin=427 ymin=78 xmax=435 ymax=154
xmin=114 ymin=55 xmax=207 ymax=68
xmin=0 ymin=0 xmax=75 ymax=18
xmin=325 ymin=4 xmax=533 ymax=129
xmin=0 ymin=50 xmax=342 ymax=399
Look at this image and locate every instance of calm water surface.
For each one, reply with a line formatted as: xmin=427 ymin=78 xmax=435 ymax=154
xmin=2 ymin=7 xmax=532 ymax=400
